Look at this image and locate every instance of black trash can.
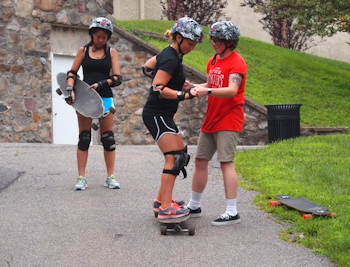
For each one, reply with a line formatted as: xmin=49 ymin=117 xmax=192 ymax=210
xmin=265 ymin=104 xmax=302 ymax=143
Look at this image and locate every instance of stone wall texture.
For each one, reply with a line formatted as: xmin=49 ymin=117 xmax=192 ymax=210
xmin=0 ymin=0 xmax=269 ymax=145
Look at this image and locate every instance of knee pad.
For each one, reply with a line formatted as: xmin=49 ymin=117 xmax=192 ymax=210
xmin=78 ymin=130 xmax=91 ymax=151
xmin=163 ymin=146 xmax=190 ymax=178
xmin=101 ymin=131 xmax=116 ymax=151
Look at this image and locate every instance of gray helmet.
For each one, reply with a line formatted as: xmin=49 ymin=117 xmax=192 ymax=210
xmin=171 ymin=17 xmax=203 ymax=43
xmin=89 ymin=17 xmax=113 ymax=37
xmin=209 ymin=21 xmax=240 ymax=45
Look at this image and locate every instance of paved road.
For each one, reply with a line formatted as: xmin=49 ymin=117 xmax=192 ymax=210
xmin=0 ymin=143 xmax=336 ymax=267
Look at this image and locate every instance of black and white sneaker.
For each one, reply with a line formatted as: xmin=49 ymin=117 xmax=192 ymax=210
xmin=188 ymin=207 xmax=202 ymax=218
xmin=211 ymin=213 xmax=241 ymax=226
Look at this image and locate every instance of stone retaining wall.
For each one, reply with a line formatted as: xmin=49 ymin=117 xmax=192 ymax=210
xmin=0 ymin=0 xmax=268 ymax=145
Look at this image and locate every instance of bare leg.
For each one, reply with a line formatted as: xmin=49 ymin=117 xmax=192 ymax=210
xmin=191 ymin=158 xmax=209 ymax=193
xmin=221 ymin=162 xmax=238 ymax=199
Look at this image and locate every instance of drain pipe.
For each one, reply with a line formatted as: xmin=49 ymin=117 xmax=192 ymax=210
xmin=140 ymin=0 xmax=145 ymax=19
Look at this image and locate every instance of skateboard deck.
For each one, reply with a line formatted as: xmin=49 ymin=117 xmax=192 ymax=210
xmin=0 ymin=103 xmax=10 ymax=114
xmin=159 ymin=215 xmax=195 ymax=236
xmin=56 ymin=72 xmax=104 ymax=119
xmin=269 ymin=194 xmax=336 ymax=219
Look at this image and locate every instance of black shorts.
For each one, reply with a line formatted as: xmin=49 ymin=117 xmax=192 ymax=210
xmin=142 ymin=113 xmax=180 ymax=142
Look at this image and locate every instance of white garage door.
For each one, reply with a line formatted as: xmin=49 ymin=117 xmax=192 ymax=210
xmin=51 ymin=54 xmax=81 ymax=145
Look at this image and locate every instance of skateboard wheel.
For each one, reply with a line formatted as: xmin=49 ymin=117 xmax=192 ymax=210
xmin=160 ymin=225 xmax=167 ymax=235
xmin=188 ymin=226 xmax=195 ymax=236
xmin=269 ymin=201 xmax=279 ymax=207
xmin=109 ymin=106 xmax=116 ymax=114
xmin=56 ymin=88 xmax=62 ymax=95
xmin=154 ymin=211 xmax=158 ymax=218
xmin=303 ymin=214 xmax=313 ymax=220
xmin=92 ymin=123 xmax=99 ymax=131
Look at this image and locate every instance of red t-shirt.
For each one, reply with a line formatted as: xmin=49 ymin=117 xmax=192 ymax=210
xmin=201 ymin=51 xmax=247 ymax=133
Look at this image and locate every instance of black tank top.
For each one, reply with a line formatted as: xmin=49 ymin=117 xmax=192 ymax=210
xmin=143 ymin=46 xmax=185 ymax=117
xmin=82 ymin=46 xmax=113 ymax=97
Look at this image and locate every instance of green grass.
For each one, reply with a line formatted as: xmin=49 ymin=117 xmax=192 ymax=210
xmin=235 ymin=135 xmax=350 ymax=266
xmin=116 ymin=19 xmax=350 ymax=266
xmin=117 ymin=19 xmax=350 ymax=128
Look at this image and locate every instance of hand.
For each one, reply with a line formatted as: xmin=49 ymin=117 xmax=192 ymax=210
xmin=65 ymin=85 xmax=75 ymax=105
xmin=189 ymin=88 xmax=198 ymax=98
xmin=182 ymin=80 xmax=193 ymax=91
xmin=193 ymin=86 xmax=209 ymax=98
xmin=90 ymin=83 xmax=98 ymax=90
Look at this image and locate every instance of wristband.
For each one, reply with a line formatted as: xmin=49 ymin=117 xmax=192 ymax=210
xmin=177 ymin=91 xmax=186 ymax=101
xmin=186 ymin=90 xmax=195 ymax=99
xmin=98 ymin=79 xmax=109 ymax=89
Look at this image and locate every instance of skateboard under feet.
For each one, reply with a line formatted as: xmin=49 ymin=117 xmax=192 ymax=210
xmin=160 ymin=216 xmax=196 ymax=236
xmin=158 ymin=215 xmax=195 ymax=236
xmin=160 ymin=222 xmax=195 ymax=236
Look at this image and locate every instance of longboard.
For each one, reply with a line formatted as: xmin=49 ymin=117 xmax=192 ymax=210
xmin=269 ymin=194 xmax=337 ymax=219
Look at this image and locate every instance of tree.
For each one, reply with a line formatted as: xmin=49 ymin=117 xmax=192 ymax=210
xmin=160 ymin=0 xmax=229 ymax=26
xmin=334 ymin=1 xmax=350 ymax=33
xmin=241 ymin=0 xmax=339 ymax=51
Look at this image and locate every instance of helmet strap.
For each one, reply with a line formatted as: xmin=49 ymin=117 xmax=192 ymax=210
xmin=177 ymin=36 xmax=185 ymax=61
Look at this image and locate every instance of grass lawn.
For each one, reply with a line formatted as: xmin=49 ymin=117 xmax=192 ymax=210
xmin=235 ymin=135 xmax=350 ymax=267
xmin=116 ymin=19 xmax=350 ymax=267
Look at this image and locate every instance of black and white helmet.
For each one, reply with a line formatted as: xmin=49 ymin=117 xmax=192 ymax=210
xmin=209 ymin=21 xmax=240 ymax=45
xmin=171 ymin=17 xmax=203 ymax=43
xmin=89 ymin=17 xmax=113 ymax=37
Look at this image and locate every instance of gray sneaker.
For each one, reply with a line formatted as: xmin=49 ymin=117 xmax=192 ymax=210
xmin=74 ymin=176 xmax=88 ymax=190
xmin=105 ymin=174 xmax=120 ymax=189
xmin=211 ymin=213 xmax=241 ymax=226
xmin=158 ymin=202 xmax=189 ymax=223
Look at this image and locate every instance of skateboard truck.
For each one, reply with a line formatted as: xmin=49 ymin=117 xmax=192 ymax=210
xmin=158 ymin=215 xmax=195 ymax=236
xmin=160 ymin=223 xmax=195 ymax=236
xmin=91 ymin=106 xmax=116 ymax=131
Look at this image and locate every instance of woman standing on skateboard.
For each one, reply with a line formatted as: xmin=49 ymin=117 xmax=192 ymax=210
xmin=142 ymin=17 xmax=203 ymax=222
xmin=186 ymin=21 xmax=247 ymax=226
xmin=66 ymin=17 xmax=122 ymax=190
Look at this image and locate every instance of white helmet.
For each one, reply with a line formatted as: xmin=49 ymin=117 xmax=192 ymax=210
xmin=89 ymin=17 xmax=113 ymax=37
xmin=209 ymin=21 xmax=240 ymax=46
xmin=171 ymin=17 xmax=203 ymax=43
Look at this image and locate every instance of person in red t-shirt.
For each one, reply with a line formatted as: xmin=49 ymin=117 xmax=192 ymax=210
xmin=187 ymin=21 xmax=247 ymax=226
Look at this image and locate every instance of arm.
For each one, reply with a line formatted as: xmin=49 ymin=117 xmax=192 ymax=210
xmin=151 ymin=70 xmax=196 ymax=101
xmin=142 ymin=55 xmax=156 ymax=78
xmin=144 ymin=55 xmax=157 ymax=69
xmin=183 ymin=80 xmax=208 ymax=91
xmin=194 ymin=73 xmax=243 ymax=98
xmin=65 ymin=47 xmax=85 ymax=104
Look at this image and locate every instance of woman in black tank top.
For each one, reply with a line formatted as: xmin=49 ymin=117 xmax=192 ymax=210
xmin=66 ymin=17 xmax=123 ymax=190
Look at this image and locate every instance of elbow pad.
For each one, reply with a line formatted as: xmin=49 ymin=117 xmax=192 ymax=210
xmin=110 ymin=74 xmax=122 ymax=87
xmin=150 ymin=84 xmax=164 ymax=98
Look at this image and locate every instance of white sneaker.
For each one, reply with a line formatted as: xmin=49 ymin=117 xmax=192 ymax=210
xmin=74 ymin=176 xmax=87 ymax=190
xmin=105 ymin=175 xmax=120 ymax=189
